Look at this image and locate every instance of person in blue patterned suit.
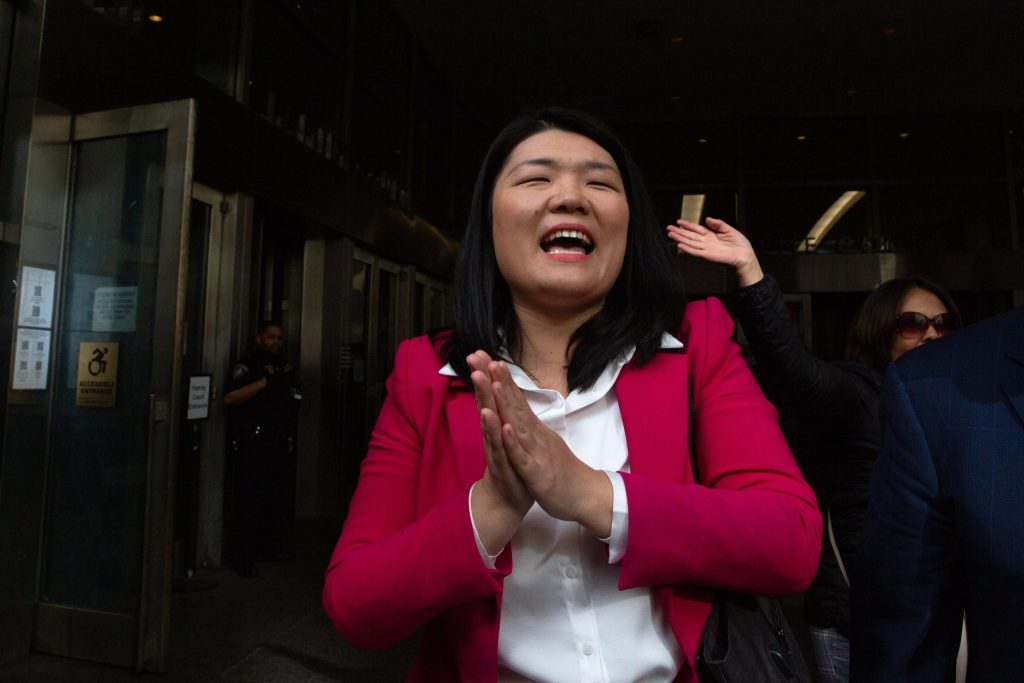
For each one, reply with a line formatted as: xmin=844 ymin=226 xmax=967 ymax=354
xmin=852 ymin=306 xmax=1024 ymax=682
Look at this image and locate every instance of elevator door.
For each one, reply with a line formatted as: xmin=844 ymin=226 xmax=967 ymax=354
xmin=33 ymin=100 xmax=195 ymax=673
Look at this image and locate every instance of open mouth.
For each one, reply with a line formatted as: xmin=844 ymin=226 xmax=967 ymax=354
xmin=540 ymin=229 xmax=594 ymax=256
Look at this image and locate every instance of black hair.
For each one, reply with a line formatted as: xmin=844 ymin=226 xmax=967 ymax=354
xmin=257 ymin=320 xmax=283 ymax=335
xmin=846 ymin=276 xmax=961 ymax=373
xmin=445 ymin=107 xmax=687 ymax=391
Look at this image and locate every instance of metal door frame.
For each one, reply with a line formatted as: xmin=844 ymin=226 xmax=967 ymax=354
xmin=31 ymin=99 xmax=195 ymax=673
xmin=352 ymin=248 xmax=400 ymax=386
xmin=190 ymin=183 xmax=252 ymax=568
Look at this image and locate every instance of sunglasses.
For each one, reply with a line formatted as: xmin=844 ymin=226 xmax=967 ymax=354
xmin=895 ymin=311 xmax=957 ymax=339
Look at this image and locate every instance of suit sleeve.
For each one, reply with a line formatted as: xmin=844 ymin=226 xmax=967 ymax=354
xmin=618 ymin=298 xmax=822 ymax=596
xmin=322 ymin=339 xmax=507 ymax=650
xmin=850 ymin=364 xmax=963 ymax=683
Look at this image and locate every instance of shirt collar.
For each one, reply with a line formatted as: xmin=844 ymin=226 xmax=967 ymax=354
xmin=437 ymin=332 xmax=683 ymax=378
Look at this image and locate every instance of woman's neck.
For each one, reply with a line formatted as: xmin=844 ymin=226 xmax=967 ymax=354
xmin=511 ymin=301 xmax=602 ymax=396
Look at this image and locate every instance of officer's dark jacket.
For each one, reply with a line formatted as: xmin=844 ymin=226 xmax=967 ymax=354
xmin=227 ymin=349 xmax=297 ymax=435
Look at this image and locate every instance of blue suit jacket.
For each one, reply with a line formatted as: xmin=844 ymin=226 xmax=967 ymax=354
xmin=851 ymin=307 xmax=1024 ymax=682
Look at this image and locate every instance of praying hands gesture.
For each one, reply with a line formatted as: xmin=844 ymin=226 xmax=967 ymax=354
xmin=467 ymin=350 xmax=612 ymax=555
xmin=666 ymin=217 xmax=766 ymax=288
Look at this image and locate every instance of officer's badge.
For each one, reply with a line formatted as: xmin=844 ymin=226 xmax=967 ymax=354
xmin=265 ymin=365 xmax=277 ymax=375
xmin=231 ymin=364 xmax=248 ymax=380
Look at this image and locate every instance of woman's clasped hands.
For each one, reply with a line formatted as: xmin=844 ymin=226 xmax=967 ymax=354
xmin=466 ymin=350 xmax=612 ymax=555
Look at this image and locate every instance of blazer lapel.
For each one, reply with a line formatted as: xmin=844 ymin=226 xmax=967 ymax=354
xmin=616 ymin=351 xmax=692 ymax=484
xmin=445 ymin=388 xmax=488 ymax=488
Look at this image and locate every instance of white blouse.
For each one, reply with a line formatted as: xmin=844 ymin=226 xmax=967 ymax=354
xmin=440 ymin=333 xmax=685 ymax=682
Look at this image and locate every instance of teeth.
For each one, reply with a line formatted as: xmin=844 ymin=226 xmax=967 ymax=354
xmin=542 ymin=229 xmax=592 ymax=245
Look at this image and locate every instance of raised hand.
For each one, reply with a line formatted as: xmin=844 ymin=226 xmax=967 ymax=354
xmin=666 ymin=217 xmax=764 ymax=287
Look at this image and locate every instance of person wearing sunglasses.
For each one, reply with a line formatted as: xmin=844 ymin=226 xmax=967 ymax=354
xmin=666 ymin=217 xmax=960 ymax=683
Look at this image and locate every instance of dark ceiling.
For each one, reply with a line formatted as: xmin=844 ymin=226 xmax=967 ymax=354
xmin=389 ymin=0 xmax=1024 ymax=127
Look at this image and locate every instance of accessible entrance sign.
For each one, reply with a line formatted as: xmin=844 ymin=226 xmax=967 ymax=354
xmin=76 ymin=342 xmax=119 ymax=407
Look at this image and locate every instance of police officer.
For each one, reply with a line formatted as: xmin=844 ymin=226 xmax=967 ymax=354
xmin=224 ymin=320 xmax=300 ymax=577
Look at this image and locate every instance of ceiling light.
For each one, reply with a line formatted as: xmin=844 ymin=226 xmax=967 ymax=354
xmin=846 ymin=88 xmax=858 ymax=95
xmin=670 ymin=95 xmax=681 ymax=101
xmin=898 ymin=132 xmax=910 ymax=139
xmin=797 ymin=191 xmax=866 ymax=253
xmin=670 ymin=36 xmax=684 ymax=44
xmin=698 ymin=138 xmax=708 ymax=144
xmin=796 ymin=134 xmax=808 ymax=141
xmin=680 ymin=194 xmax=706 ymax=224
xmin=883 ymin=27 xmax=897 ymax=35
xmin=147 ymin=14 xmax=164 ymax=23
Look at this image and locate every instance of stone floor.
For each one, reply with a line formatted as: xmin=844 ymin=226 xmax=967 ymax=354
xmin=0 ymin=519 xmax=417 ymax=682
xmin=0 ymin=519 xmax=818 ymax=682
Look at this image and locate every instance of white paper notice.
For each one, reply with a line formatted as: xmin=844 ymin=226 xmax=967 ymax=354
xmin=18 ymin=266 xmax=56 ymax=328
xmin=93 ymin=286 xmax=138 ymax=332
xmin=187 ymin=375 xmax=212 ymax=420
xmin=13 ymin=328 xmax=51 ymax=390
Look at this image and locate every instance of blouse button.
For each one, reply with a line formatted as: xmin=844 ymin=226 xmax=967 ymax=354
xmin=565 ymin=566 xmax=578 ymax=579
xmin=582 ymin=643 xmax=594 ymax=656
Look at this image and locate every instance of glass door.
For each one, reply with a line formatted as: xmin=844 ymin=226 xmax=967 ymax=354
xmin=33 ymin=100 xmax=195 ymax=673
xmin=339 ymin=249 xmax=400 ymax=507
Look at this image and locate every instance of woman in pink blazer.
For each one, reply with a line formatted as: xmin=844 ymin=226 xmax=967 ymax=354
xmin=323 ymin=109 xmax=821 ymax=682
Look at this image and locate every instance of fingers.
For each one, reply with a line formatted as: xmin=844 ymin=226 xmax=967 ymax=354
xmin=667 ymin=219 xmax=711 ymax=249
xmin=466 ymin=350 xmax=495 ymax=383
xmin=666 ymin=223 xmax=710 ymax=257
xmin=704 ymin=217 xmax=734 ymax=233
xmin=469 ymin=352 xmax=514 ymax=471
xmin=469 ymin=353 xmax=533 ymax=451
xmin=492 ymin=378 xmax=535 ymax=454
xmin=669 ymin=217 xmax=733 ymax=236
xmin=670 ymin=217 xmax=732 ymax=229
xmin=468 ymin=352 xmax=498 ymax=413
xmin=668 ymin=219 xmax=705 ymax=239
xmin=500 ymin=422 xmax=530 ymax=472
xmin=674 ymin=218 xmax=708 ymax=233
xmin=489 ymin=363 xmax=539 ymax=441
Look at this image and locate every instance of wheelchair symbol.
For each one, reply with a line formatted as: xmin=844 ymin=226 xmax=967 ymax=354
xmin=88 ymin=347 xmax=109 ymax=376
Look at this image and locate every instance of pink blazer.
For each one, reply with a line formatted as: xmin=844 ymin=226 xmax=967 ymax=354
xmin=323 ymin=298 xmax=821 ymax=682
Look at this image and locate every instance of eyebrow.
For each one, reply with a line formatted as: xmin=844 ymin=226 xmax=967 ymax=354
xmin=505 ymin=157 xmax=621 ymax=176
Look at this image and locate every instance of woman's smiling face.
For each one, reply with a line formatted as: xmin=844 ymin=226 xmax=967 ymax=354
xmin=490 ymin=129 xmax=630 ymax=318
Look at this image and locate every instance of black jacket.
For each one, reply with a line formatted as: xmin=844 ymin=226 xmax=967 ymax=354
xmin=734 ymin=274 xmax=883 ymax=636
xmin=227 ymin=349 xmax=299 ymax=435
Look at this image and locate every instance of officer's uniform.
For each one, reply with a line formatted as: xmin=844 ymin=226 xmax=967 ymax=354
xmin=227 ymin=349 xmax=299 ymax=568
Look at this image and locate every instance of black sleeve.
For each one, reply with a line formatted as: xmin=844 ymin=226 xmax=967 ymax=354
xmin=733 ymin=273 xmax=864 ymax=418
xmin=226 ymin=357 xmax=264 ymax=392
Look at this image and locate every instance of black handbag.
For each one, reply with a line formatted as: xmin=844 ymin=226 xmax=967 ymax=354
xmin=688 ymin=381 xmax=812 ymax=683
